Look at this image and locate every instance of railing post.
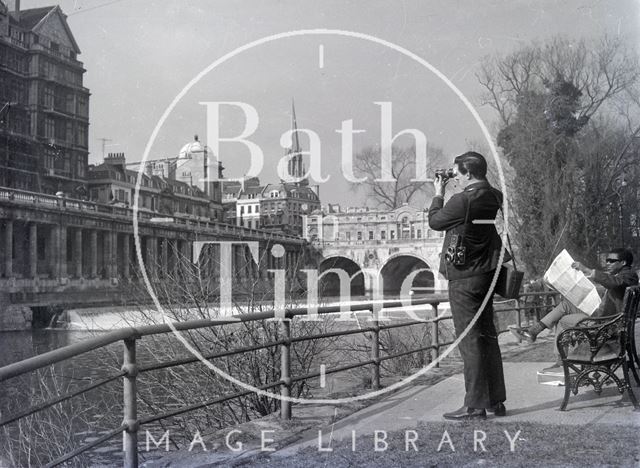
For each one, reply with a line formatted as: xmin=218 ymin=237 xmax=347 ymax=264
xmin=122 ymin=337 xmax=139 ymax=468
xmin=431 ymin=303 xmax=439 ymax=368
xmin=371 ymin=315 xmax=380 ymax=389
xmin=515 ymin=298 xmax=522 ymax=328
xmin=280 ymin=318 xmax=292 ymax=420
xmin=544 ymin=293 xmax=557 ymax=321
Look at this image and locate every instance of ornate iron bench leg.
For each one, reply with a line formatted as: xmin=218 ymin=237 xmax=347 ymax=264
xmin=622 ymin=360 xmax=640 ymax=410
xmin=629 ymin=354 xmax=640 ymax=385
xmin=560 ymin=363 xmax=572 ymax=411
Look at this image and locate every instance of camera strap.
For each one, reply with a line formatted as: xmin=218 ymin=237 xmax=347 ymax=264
xmin=458 ymin=194 xmax=471 ymax=247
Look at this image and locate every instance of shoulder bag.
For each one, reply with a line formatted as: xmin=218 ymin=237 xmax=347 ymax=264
xmin=495 ymin=233 xmax=524 ymax=299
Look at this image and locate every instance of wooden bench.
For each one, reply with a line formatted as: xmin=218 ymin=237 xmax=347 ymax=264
xmin=556 ymin=285 xmax=640 ymax=411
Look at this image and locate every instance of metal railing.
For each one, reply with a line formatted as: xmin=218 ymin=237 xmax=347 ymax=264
xmin=0 ymin=292 xmax=558 ymax=467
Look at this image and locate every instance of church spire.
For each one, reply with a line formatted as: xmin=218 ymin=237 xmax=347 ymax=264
xmin=290 ymin=98 xmax=301 ymax=159
xmin=285 ymin=99 xmax=307 ymax=185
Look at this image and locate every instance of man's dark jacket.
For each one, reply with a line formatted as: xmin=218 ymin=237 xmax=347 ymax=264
xmin=428 ymin=180 xmax=508 ymax=280
xmin=592 ymin=266 xmax=639 ymax=317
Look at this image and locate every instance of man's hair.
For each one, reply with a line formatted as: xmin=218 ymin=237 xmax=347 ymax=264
xmin=454 ymin=151 xmax=488 ymax=179
xmin=609 ymin=248 xmax=633 ymax=266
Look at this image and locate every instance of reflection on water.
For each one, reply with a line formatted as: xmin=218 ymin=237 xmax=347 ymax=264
xmin=0 ymin=329 xmax=101 ymax=367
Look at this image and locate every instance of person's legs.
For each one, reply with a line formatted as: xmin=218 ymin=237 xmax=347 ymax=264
xmin=539 ymin=300 xmax=582 ymax=329
xmin=476 ymin=296 xmax=506 ymax=407
xmin=448 ymin=272 xmax=505 ymax=410
xmin=511 ymin=298 xmax=581 ymax=343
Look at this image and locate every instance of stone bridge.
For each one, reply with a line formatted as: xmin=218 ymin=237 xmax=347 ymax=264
xmin=313 ymin=237 xmax=445 ymax=296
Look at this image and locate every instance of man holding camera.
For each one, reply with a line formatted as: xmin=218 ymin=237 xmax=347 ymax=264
xmin=429 ymin=151 xmax=507 ymax=420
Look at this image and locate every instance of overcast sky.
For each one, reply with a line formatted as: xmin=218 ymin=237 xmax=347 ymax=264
xmin=21 ymin=0 xmax=640 ymax=206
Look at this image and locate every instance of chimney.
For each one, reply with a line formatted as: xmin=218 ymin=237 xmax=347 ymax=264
xmin=0 ymin=2 xmax=8 ymax=37
xmin=9 ymin=0 xmax=19 ymax=19
xmin=104 ymin=152 xmax=126 ymax=169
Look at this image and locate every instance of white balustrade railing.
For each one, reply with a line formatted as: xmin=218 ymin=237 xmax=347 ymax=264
xmin=0 ymin=187 xmax=303 ymax=243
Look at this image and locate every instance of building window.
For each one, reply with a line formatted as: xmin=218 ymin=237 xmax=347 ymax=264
xmin=357 ymin=231 xmax=362 ymax=241
xmin=77 ymin=96 xmax=88 ymax=118
xmin=66 ymin=94 xmax=75 ymax=114
xmin=346 ymin=232 xmax=351 ymax=241
xmin=45 ymin=117 xmax=55 ymax=138
xmin=369 ymin=231 xmax=374 ymax=240
xmin=54 ymin=119 xmax=66 ymax=141
xmin=44 ymin=150 xmax=54 ymax=169
xmin=381 ymin=231 xmax=386 ymax=240
xmin=390 ymin=230 xmax=396 ymax=240
xmin=417 ymin=229 xmax=422 ymax=239
xmin=76 ymin=159 xmax=85 ymax=178
xmin=66 ymin=121 xmax=73 ymax=143
xmin=247 ymin=205 xmax=252 ymax=214
xmin=44 ymin=86 xmax=54 ymax=108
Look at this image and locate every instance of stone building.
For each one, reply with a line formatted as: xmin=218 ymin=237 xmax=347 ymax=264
xmin=258 ymin=182 xmax=320 ymax=236
xmin=88 ymin=150 xmax=221 ymax=221
xmin=174 ymin=135 xmax=224 ymax=207
xmin=235 ymin=103 xmax=321 ymax=235
xmin=303 ymin=203 xmax=444 ymax=245
xmin=0 ymin=1 xmax=89 ymax=195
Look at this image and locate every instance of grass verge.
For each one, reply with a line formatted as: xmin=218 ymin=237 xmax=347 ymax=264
xmin=244 ymin=420 xmax=640 ymax=467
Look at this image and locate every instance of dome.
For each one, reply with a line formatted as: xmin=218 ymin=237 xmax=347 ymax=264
xmin=178 ymin=135 xmax=211 ymax=159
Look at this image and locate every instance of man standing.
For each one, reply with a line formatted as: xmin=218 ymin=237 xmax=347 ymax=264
xmin=510 ymin=248 xmax=638 ymax=371
xmin=429 ymin=151 xmax=507 ymax=420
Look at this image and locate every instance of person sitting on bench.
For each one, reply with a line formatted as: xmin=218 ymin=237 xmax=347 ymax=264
xmin=511 ymin=248 xmax=638 ymax=371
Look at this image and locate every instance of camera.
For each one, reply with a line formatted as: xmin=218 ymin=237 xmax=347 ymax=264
xmin=435 ymin=168 xmax=457 ymax=180
xmin=445 ymin=234 xmax=467 ymax=266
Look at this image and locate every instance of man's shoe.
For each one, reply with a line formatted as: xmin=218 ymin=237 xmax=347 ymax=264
xmin=509 ymin=326 xmax=537 ymax=343
xmin=487 ymin=402 xmax=506 ymax=417
xmin=443 ymin=406 xmax=487 ymax=421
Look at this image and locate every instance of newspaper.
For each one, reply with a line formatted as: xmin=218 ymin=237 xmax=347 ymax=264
xmin=543 ymin=249 xmax=602 ymax=316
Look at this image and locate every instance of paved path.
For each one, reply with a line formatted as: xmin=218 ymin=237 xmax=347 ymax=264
xmin=145 ymin=327 xmax=640 ymax=466
xmin=145 ymin=357 xmax=639 ymax=467
xmin=273 ymin=361 xmax=640 ymax=458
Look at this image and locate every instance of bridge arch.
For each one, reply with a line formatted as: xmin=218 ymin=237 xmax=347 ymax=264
xmin=318 ymin=255 xmax=365 ymax=298
xmin=379 ymin=253 xmax=435 ymax=297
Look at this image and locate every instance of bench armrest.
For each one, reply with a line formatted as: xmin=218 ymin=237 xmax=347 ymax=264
xmin=556 ymin=314 xmax=624 ymax=360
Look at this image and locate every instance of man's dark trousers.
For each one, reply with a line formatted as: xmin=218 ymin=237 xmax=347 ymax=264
xmin=448 ymin=271 xmax=506 ymax=409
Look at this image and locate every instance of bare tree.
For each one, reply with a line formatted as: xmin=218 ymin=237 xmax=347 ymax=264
xmin=350 ymin=144 xmax=447 ymax=209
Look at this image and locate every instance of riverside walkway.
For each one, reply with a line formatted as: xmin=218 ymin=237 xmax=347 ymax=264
xmin=145 ymin=330 xmax=640 ymax=467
